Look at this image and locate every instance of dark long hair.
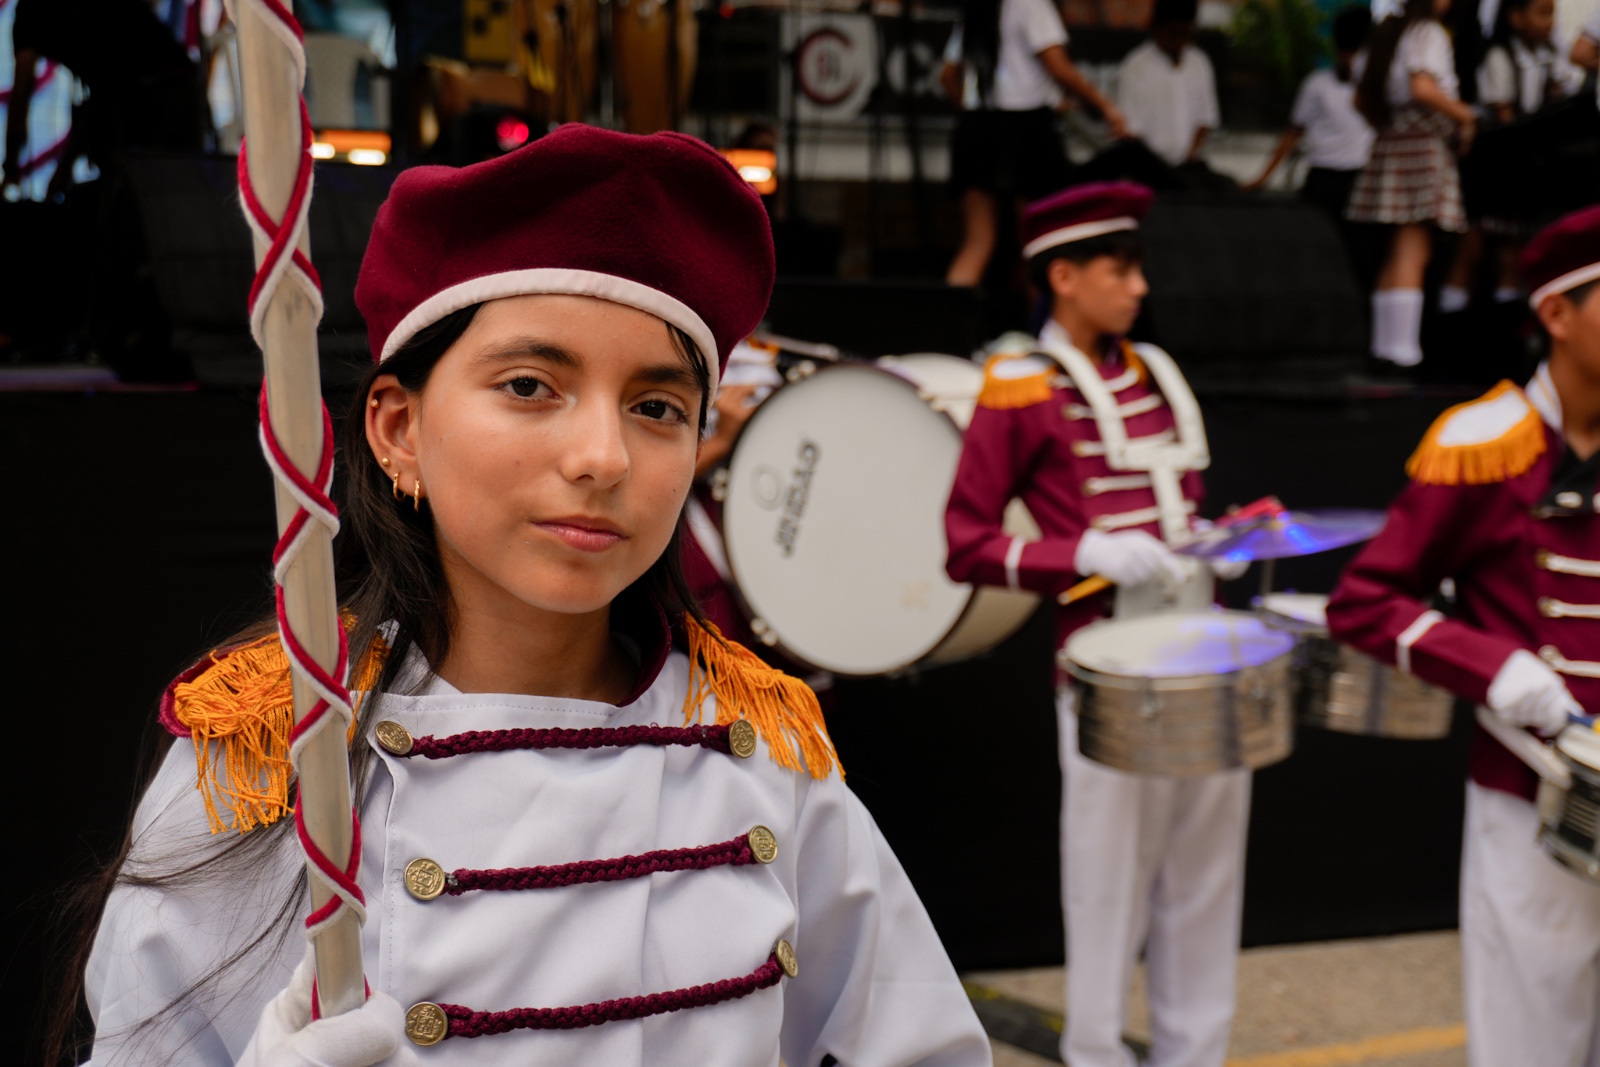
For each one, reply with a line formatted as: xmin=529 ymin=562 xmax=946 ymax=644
xmin=959 ymin=0 xmax=1002 ymax=105
xmin=45 ymin=304 xmax=714 ymax=1064
xmin=1357 ymin=0 xmax=1439 ymax=127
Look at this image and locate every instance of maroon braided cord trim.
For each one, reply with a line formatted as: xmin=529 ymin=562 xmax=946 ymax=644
xmin=439 ymin=953 xmax=785 ymax=1037
xmin=406 ymin=722 xmax=733 ymax=760
xmin=447 ymin=833 xmax=756 ymax=894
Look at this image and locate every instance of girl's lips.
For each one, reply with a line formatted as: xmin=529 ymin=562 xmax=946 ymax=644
xmin=534 ymin=521 xmax=626 ymax=552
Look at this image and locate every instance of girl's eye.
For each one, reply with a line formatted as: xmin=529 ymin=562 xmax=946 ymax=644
xmin=636 ymin=399 xmax=688 ymax=424
xmin=505 ymin=376 xmax=548 ymax=399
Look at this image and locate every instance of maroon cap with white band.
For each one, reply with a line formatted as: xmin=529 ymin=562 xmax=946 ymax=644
xmin=354 ymin=124 xmax=775 ymax=390
xmin=1521 ymin=204 xmax=1600 ymax=311
xmin=1020 ymin=181 xmax=1155 ymax=262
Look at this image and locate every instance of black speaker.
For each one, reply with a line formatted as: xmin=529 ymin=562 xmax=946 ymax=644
xmin=121 ymin=153 xmax=397 ymax=387
xmin=1139 ymin=193 xmax=1368 ymax=382
xmin=764 ymin=279 xmax=986 ymax=358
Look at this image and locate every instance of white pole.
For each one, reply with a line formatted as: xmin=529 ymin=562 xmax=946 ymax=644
xmin=231 ymin=0 xmax=366 ymax=1015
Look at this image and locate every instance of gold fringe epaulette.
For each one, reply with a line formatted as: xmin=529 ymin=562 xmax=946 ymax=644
xmin=977 ymin=353 xmax=1056 ymax=410
xmin=682 ymin=618 xmax=838 ymax=779
xmin=1406 ymin=380 xmax=1548 ymax=486
xmin=168 ymin=625 xmax=386 ymax=834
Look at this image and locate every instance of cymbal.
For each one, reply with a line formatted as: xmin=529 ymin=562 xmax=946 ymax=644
xmin=1177 ymin=508 xmax=1387 ymax=563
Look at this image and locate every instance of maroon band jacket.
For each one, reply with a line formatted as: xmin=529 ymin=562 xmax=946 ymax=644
xmin=943 ymin=328 xmax=1205 ymax=656
xmin=1327 ymin=372 xmax=1600 ymax=801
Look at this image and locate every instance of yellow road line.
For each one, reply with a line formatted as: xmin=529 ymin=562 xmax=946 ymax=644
xmin=1225 ymin=1024 xmax=1467 ymax=1067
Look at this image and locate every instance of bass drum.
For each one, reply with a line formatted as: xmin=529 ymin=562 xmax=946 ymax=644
xmin=721 ymin=354 xmax=1040 ymax=676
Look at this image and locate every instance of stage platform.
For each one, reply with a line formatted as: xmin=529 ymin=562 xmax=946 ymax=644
xmin=5 ymin=378 xmax=1470 ymax=1059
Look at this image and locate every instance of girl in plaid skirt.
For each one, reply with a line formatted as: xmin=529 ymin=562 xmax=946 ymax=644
xmin=1352 ymin=0 xmax=1478 ymax=369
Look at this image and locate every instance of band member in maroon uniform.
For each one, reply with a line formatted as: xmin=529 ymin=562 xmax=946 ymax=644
xmin=1328 ymin=204 xmax=1600 ymax=1066
xmin=945 ymin=181 xmax=1247 ymax=1067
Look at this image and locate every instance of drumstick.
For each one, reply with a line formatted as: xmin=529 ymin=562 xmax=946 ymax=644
xmin=1059 ymin=575 xmax=1112 ymax=605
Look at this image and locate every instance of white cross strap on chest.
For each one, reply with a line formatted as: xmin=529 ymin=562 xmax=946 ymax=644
xmin=1036 ymin=338 xmax=1209 ymax=544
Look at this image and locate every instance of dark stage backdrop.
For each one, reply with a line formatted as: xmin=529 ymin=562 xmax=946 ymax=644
xmin=5 ymin=387 xmax=1458 ymax=1064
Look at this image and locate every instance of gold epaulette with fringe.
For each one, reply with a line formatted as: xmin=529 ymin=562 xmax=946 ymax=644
xmin=682 ymin=618 xmax=838 ymax=780
xmin=168 ymin=626 xmax=387 ymax=835
xmin=1406 ymin=380 xmax=1548 ymax=486
xmin=977 ymin=353 xmax=1056 ymax=410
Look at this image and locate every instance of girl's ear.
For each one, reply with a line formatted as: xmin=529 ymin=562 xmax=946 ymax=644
xmin=366 ymin=374 xmax=422 ymax=481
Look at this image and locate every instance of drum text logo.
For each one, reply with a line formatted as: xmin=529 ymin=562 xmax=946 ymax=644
xmin=775 ymin=441 xmax=820 ymax=557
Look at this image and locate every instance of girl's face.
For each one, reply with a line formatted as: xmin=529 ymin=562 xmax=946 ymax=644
xmin=1511 ymin=0 xmax=1556 ymax=44
xmin=368 ymin=294 xmax=704 ymax=619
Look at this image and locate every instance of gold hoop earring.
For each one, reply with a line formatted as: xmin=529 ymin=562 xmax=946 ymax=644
xmin=392 ymin=474 xmax=403 ymax=501
xmin=412 ymin=480 xmax=423 ymax=511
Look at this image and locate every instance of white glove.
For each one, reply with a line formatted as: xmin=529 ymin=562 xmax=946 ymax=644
xmin=238 ymin=948 xmax=418 ymax=1067
xmin=1074 ymin=529 xmax=1189 ymax=588
xmin=1487 ymin=649 xmax=1583 ymax=737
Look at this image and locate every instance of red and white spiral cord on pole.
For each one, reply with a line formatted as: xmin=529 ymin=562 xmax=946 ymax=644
xmin=226 ymin=0 xmax=367 ymax=1013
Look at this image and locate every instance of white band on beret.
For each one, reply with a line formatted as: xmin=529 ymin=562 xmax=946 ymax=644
xmin=1530 ymin=260 xmax=1600 ymax=311
xmin=380 ymin=267 xmax=722 ymax=392
xmin=1022 ymin=216 xmax=1138 ymax=260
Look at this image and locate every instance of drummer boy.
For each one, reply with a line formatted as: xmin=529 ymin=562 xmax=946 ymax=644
xmin=945 ymin=181 xmax=1250 ymax=1067
xmin=1327 ymin=204 xmax=1600 ymax=1066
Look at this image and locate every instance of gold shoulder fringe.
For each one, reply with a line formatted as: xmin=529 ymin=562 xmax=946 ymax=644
xmin=1406 ymin=380 xmax=1547 ymax=486
xmin=682 ymin=618 xmax=839 ymax=780
xmin=170 ymin=625 xmax=386 ymax=835
xmin=1119 ymin=341 xmax=1149 ymax=385
xmin=977 ymin=354 xmax=1054 ymax=410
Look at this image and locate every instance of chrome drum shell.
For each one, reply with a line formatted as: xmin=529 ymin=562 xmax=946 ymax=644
xmin=1540 ymin=732 xmax=1600 ymax=885
xmin=1063 ymin=612 xmax=1296 ymax=777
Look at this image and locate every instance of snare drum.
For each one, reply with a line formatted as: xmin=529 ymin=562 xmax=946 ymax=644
xmin=1063 ymin=611 xmax=1296 ymax=776
xmin=1258 ymin=593 xmax=1453 ymax=740
xmin=1540 ymin=727 xmax=1600 ymax=884
xmin=720 ymin=355 xmax=1039 ymax=676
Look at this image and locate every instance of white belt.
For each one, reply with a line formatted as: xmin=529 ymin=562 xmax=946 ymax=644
xmin=1073 ymin=429 xmax=1175 ymax=458
xmin=1063 ymin=394 xmax=1164 ymax=422
xmin=1539 ymin=598 xmax=1600 ymax=620
xmin=1541 ymin=645 xmax=1600 ymax=678
xmin=1083 ymin=474 xmax=1153 ymax=496
xmin=1538 ymin=550 xmax=1600 ymax=578
xmin=1091 ymin=500 xmax=1197 ymax=532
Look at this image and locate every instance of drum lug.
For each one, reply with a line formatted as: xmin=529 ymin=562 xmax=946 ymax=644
xmin=709 ymin=467 xmax=729 ymax=502
xmin=785 ymin=360 xmax=817 ymax=384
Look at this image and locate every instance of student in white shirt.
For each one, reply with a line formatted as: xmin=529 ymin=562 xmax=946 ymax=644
xmin=940 ymin=0 xmax=1128 ymax=287
xmin=1567 ymin=2 xmax=1600 ymax=73
xmin=1244 ymin=5 xmax=1374 ymax=218
xmin=1115 ymin=0 xmax=1220 ymax=168
xmin=1441 ymin=0 xmax=1582 ymax=313
xmin=1348 ymin=0 xmax=1476 ymax=371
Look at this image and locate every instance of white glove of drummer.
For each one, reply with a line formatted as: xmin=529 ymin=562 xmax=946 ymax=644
xmin=237 ymin=947 xmax=418 ymax=1067
xmin=1074 ymin=529 xmax=1189 ymax=588
xmin=1487 ymin=649 xmax=1583 ymax=737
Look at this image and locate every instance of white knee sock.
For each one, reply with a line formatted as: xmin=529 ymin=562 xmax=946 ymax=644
xmin=1439 ymin=285 xmax=1470 ymax=313
xmin=1372 ymin=289 xmax=1424 ymax=367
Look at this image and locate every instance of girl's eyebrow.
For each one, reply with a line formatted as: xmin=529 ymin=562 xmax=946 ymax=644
xmin=637 ymin=363 xmax=703 ymax=393
xmin=472 ymin=338 xmax=580 ymax=368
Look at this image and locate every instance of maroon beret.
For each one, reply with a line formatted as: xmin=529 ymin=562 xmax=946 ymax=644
xmin=355 ymin=124 xmax=775 ymax=387
xmin=1521 ymin=204 xmax=1600 ymax=310
xmin=1021 ymin=181 xmax=1154 ymax=261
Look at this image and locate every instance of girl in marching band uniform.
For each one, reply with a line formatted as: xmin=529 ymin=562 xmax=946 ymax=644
xmin=55 ymin=126 xmax=989 ymax=1067
xmin=1349 ymin=0 xmax=1477 ymax=372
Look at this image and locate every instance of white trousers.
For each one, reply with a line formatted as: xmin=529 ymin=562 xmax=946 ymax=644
xmin=1057 ymin=690 xmax=1250 ymax=1067
xmin=1462 ymin=782 xmax=1600 ymax=1067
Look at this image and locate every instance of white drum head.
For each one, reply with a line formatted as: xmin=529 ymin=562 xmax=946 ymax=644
xmin=1559 ymin=726 xmax=1600 ymax=771
xmin=1260 ymin=592 xmax=1329 ymax=628
xmin=1067 ymin=611 xmax=1294 ymax=679
xmin=722 ymin=362 xmax=975 ymax=675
